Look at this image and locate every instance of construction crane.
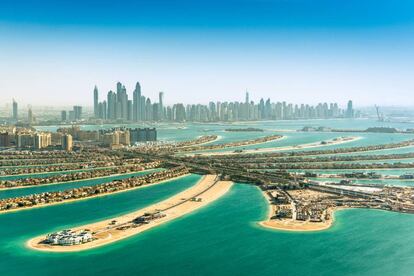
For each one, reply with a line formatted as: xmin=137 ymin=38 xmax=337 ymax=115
xmin=375 ymin=105 xmax=384 ymax=122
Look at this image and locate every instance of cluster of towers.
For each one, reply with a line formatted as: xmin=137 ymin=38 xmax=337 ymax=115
xmin=93 ymin=82 xmax=355 ymax=122
xmin=94 ymin=82 xmax=164 ymax=122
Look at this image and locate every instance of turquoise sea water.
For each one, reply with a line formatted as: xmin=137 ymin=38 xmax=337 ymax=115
xmin=1 ymin=119 xmax=414 ymax=275
xmin=0 ymin=167 xmax=110 ymax=181
xmin=1 ymin=183 xmax=414 ymax=276
xmin=310 ymin=177 xmax=414 ymax=187
xmin=288 ymin=168 xmax=414 ymax=176
xmin=0 ymin=169 xmax=161 ymax=200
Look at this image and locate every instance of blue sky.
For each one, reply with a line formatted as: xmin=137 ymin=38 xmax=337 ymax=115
xmin=1 ymin=0 xmax=414 ymax=107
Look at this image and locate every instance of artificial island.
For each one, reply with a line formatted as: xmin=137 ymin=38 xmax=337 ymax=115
xmin=1 ymin=82 xmax=414 ymax=252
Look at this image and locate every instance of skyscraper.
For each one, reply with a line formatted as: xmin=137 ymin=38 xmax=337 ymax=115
xmin=346 ymin=100 xmax=354 ymax=118
xmin=61 ymin=110 xmax=67 ymax=122
xmin=28 ymin=107 xmax=34 ymax=124
xmin=174 ymin=103 xmax=186 ymax=122
xmin=145 ymin=98 xmax=152 ymax=121
xmin=73 ymin=106 xmax=82 ymax=121
xmin=114 ymin=82 xmax=128 ymax=120
xmin=159 ymin=91 xmax=164 ymax=121
xmin=133 ymin=82 xmax=141 ymax=121
xmin=121 ymin=85 xmax=128 ymax=120
xmin=93 ymin=85 xmax=99 ymax=118
xmin=61 ymin=134 xmax=73 ymax=151
xmin=140 ymin=95 xmax=146 ymax=121
xmin=12 ymin=99 xmax=18 ymax=121
xmin=127 ymin=100 xmax=133 ymax=121
xmin=107 ymin=91 xmax=117 ymax=120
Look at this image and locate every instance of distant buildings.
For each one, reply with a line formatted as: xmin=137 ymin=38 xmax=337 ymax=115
xmin=61 ymin=134 xmax=73 ymax=151
xmin=15 ymin=132 xmax=51 ymax=149
xmin=12 ymin=99 xmax=18 ymax=121
xmin=28 ymin=107 xmax=35 ymax=124
xmin=93 ymin=85 xmax=99 ymax=118
xmin=159 ymin=91 xmax=164 ymax=121
xmin=92 ymin=81 xmax=356 ymax=123
xmin=73 ymin=106 xmax=82 ymax=121
xmin=133 ymin=82 xmax=141 ymax=121
xmin=61 ymin=110 xmax=67 ymax=122
xmin=346 ymin=100 xmax=354 ymax=118
xmin=34 ymin=132 xmax=52 ymax=150
xmin=130 ymin=128 xmax=157 ymax=144
xmin=98 ymin=127 xmax=157 ymax=148
xmin=0 ymin=132 xmax=11 ymax=147
xmin=60 ymin=106 xmax=82 ymax=122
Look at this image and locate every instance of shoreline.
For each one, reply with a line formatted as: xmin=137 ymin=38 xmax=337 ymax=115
xmin=258 ymin=189 xmax=337 ymax=232
xmin=180 ymin=135 xmax=222 ymax=147
xmin=0 ymin=173 xmax=189 ymax=215
xmin=0 ymin=166 xmax=114 ymax=179
xmin=27 ymin=175 xmax=233 ymax=252
xmin=183 ymin=135 xmax=286 ymax=156
xmin=306 ymin=145 xmax=414 ymax=158
xmin=193 ymin=136 xmax=361 ymax=156
xmin=0 ymin=168 xmax=159 ymax=191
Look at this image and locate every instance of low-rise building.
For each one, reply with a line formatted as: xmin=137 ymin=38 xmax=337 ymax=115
xmin=46 ymin=229 xmax=93 ymax=246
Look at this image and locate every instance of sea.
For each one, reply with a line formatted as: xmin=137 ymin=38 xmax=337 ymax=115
xmin=1 ymin=118 xmax=414 ymax=276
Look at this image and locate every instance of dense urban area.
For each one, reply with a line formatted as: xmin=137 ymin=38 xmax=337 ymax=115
xmin=1 ymin=81 xmax=358 ymax=125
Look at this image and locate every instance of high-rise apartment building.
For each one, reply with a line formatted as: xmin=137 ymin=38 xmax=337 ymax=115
xmin=73 ymin=106 xmax=82 ymax=121
xmin=61 ymin=134 xmax=73 ymax=151
xmin=61 ymin=110 xmax=67 ymax=122
xmin=346 ymin=100 xmax=354 ymax=118
xmin=28 ymin=107 xmax=34 ymax=124
xmin=159 ymin=91 xmax=164 ymax=121
xmin=12 ymin=99 xmax=18 ymax=121
xmin=133 ymin=82 xmax=141 ymax=121
xmin=93 ymin=85 xmax=99 ymax=117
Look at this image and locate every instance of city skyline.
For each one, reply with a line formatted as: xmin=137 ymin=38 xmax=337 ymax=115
xmin=1 ymin=0 xmax=414 ymax=106
xmin=2 ymin=82 xmax=356 ymax=123
xmin=91 ymin=81 xmax=355 ymax=122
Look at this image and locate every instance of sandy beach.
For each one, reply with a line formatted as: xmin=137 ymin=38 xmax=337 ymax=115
xmin=193 ymin=136 xmax=361 ymax=156
xmin=258 ymin=190 xmax=335 ymax=232
xmin=28 ymin=174 xmax=233 ymax=252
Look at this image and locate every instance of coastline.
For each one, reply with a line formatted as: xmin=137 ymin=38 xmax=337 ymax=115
xmin=194 ymin=136 xmax=361 ymax=156
xmin=183 ymin=135 xmax=286 ymax=156
xmin=27 ymin=175 xmax=233 ymax=252
xmin=0 ymin=166 xmax=114 ymax=179
xmin=258 ymin=189 xmax=337 ymax=232
xmin=0 ymin=168 xmax=159 ymax=191
xmin=0 ymin=173 xmax=190 ymax=215
xmin=180 ymin=135 xmax=222 ymax=147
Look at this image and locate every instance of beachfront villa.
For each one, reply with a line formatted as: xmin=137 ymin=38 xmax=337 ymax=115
xmin=46 ymin=230 xmax=92 ymax=246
